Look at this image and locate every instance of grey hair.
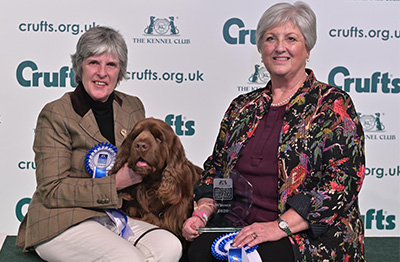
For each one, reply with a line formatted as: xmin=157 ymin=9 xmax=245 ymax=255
xmin=71 ymin=26 xmax=128 ymax=84
xmin=256 ymin=1 xmax=317 ymax=53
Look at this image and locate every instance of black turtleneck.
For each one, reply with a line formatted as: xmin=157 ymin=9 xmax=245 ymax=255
xmin=83 ymin=89 xmax=116 ymax=145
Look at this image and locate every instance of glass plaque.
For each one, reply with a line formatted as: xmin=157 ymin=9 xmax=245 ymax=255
xmin=198 ymin=169 xmax=253 ymax=232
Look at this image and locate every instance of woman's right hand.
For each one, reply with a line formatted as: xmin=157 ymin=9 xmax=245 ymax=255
xmin=182 ymin=198 xmax=216 ymax=241
xmin=115 ymin=163 xmax=142 ymax=190
xmin=182 ymin=215 xmax=205 ymax=242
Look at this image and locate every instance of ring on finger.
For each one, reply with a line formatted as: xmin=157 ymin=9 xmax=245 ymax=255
xmin=251 ymin=232 xmax=258 ymax=239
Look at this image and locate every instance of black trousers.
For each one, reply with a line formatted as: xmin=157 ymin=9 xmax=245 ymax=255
xmin=182 ymin=232 xmax=295 ymax=262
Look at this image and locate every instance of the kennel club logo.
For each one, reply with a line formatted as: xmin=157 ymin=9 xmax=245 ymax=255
xmin=144 ymin=16 xmax=180 ymax=36
xmin=248 ymin=64 xmax=270 ymax=84
xmin=236 ymin=64 xmax=270 ymax=93
xmin=133 ymin=16 xmax=190 ymax=45
xmin=359 ymin=112 xmax=385 ymax=132
xmin=359 ymin=112 xmax=397 ymax=141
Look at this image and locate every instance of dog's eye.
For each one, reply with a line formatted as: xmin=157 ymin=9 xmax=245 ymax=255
xmin=151 ymin=130 xmax=164 ymax=143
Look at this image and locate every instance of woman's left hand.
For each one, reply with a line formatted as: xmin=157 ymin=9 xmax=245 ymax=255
xmin=232 ymin=221 xmax=285 ymax=248
xmin=232 ymin=209 xmax=309 ymax=248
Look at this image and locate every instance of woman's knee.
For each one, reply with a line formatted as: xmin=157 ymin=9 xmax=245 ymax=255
xmin=136 ymin=229 xmax=182 ymax=262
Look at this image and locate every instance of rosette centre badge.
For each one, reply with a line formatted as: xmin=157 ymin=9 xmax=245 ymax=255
xmin=85 ymin=142 xmax=118 ymax=178
xmin=211 ymin=231 xmax=258 ymax=261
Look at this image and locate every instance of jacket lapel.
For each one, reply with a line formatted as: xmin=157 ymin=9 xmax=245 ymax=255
xmin=224 ymin=88 xmax=272 ymax=173
xmin=112 ymin=98 xmax=129 ymax=147
xmin=70 ymin=83 xmax=110 ymax=144
xmin=79 ymin=110 xmax=105 ymax=143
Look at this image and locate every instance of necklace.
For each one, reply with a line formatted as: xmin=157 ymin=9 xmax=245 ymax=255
xmin=270 ymin=91 xmax=296 ymax=107
xmin=270 ymin=72 xmax=308 ymax=107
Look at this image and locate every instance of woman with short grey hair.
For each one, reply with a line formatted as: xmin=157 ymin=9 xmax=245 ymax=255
xmin=17 ymin=26 xmax=182 ymax=262
xmin=256 ymin=1 xmax=317 ymax=52
xmin=71 ymin=26 xmax=129 ymax=84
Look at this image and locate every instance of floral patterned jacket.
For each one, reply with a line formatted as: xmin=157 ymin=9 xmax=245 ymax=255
xmin=194 ymin=69 xmax=365 ymax=261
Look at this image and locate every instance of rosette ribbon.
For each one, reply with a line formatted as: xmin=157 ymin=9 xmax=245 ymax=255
xmin=105 ymin=209 xmax=134 ymax=240
xmin=211 ymin=231 xmax=261 ymax=262
xmin=85 ymin=142 xmax=134 ymax=240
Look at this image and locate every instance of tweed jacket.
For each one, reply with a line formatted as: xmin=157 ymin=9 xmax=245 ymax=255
xmin=194 ymin=69 xmax=366 ymax=261
xmin=17 ymin=84 xmax=145 ymax=251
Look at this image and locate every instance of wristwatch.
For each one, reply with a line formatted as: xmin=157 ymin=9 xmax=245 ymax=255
xmin=277 ymin=217 xmax=293 ymax=236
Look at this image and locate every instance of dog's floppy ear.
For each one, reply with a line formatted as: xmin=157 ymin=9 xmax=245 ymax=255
xmin=167 ymin=134 xmax=188 ymax=174
xmin=157 ymin=134 xmax=195 ymax=204
xmin=110 ymin=131 xmax=136 ymax=174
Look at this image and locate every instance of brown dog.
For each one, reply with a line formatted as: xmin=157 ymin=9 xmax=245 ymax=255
xmin=111 ymin=118 xmax=202 ymax=238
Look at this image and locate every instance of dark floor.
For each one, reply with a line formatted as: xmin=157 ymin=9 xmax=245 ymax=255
xmin=1 ymin=236 xmax=399 ymax=261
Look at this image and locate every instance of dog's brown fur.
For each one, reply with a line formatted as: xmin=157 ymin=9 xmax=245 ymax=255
xmin=111 ymin=118 xmax=202 ymax=238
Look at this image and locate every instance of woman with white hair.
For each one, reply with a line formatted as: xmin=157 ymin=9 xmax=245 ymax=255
xmin=182 ymin=2 xmax=365 ymax=261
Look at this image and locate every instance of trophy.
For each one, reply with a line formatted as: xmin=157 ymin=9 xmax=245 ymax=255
xmin=198 ymin=169 xmax=253 ymax=233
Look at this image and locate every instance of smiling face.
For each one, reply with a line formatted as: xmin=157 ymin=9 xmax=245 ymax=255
xmin=81 ymin=52 xmax=120 ymax=102
xmin=261 ymin=22 xmax=309 ymax=80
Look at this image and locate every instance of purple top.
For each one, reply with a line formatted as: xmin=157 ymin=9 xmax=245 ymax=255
xmin=235 ymin=105 xmax=286 ymax=224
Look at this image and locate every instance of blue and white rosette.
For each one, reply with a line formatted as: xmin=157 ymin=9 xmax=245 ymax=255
xmin=211 ymin=231 xmax=258 ymax=261
xmin=85 ymin=142 xmax=118 ymax=178
xmin=85 ymin=142 xmax=134 ymax=240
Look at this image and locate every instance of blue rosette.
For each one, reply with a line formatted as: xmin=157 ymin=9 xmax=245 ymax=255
xmin=211 ymin=231 xmax=258 ymax=261
xmin=85 ymin=142 xmax=118 ymax=178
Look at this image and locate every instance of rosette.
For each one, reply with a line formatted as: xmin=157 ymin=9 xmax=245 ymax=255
xmin=85 ymin=142 xmax=118 ymax=178
xmin=85 ymin=142 xmax=133 ymax=240
xmin=211 ymin=231 xmax=258 ymax=261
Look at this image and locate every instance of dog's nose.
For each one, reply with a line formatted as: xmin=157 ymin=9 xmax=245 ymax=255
xmin=135 ymin=141 xmax=148 ymax=152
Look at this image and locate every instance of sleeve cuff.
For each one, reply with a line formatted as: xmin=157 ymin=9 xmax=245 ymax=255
xmin=287 ymin=193 xmax=329 ymax=238
xmin=286 ymin=193 xmax=311 ymax=219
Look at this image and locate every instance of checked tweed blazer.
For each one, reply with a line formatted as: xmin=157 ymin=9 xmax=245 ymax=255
xmin=17 ymin=84 xmax=145 ymax=251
